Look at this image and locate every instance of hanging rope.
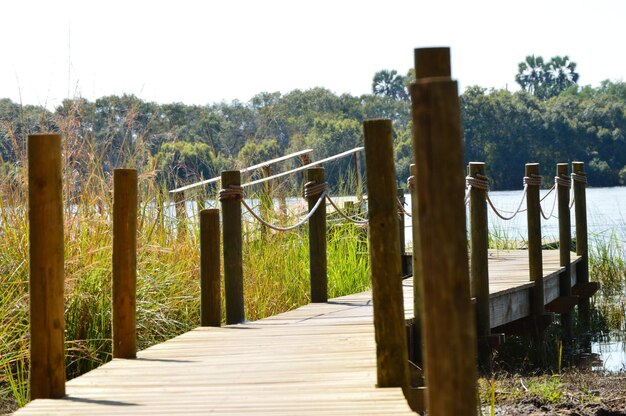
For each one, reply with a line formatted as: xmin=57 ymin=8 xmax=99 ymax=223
xmin=466 ymin=174 xmax=528 ymax=220
xmin=397 ymin=197 xmax=412 ymax=218
xmin=325 ymin=195 xmax=369 ymax=224
xmin=539 ymin=180 xmax=560 ymax=220
xmin=240 ymin=191 xmax=326 ymax=231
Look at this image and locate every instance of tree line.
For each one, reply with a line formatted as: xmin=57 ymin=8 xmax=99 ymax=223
xmin=1 ymin=56 xmax=625 ymax=192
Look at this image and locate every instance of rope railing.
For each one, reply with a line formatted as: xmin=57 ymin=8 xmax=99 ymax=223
xmin=216 ymin=180 xmax=368 ymax=231
xmin=325 ymin=195 xmax=369 ymax=224
xmin=241 ymin=189 xmax=326 ymax=231
xmin=463 ymin=172 xmax=585 ymax=221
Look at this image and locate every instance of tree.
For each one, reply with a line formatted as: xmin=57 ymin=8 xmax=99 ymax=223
xmin=372 ymin=70 xmax=409 ymax=100
xmin=515 ymin=55 xmax=548 ymax=98
xmin=546 ymin=56 xmax=579 ymax=96
xmin=515 ymin=55 xmax=579 ymax=99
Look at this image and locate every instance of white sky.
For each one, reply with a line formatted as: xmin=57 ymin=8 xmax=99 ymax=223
xmin=3 ymin=0 xmax=625 ymax=109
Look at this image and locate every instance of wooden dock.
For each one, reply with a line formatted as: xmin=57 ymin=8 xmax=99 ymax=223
xmin=17 ymin=249 xmax=579 ymax=415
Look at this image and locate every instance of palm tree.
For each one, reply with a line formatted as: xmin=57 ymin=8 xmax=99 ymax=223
xmin=515 ymin=55 xmax=547 ymax=97
xmin=372 ymin=70 xmax=409 ymax=100
xmin=546 ymin=55 xmax=580 ymax=95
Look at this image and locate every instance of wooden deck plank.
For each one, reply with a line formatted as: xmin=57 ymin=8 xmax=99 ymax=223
xmin=17 ymin=249 xmax=579 ymax=415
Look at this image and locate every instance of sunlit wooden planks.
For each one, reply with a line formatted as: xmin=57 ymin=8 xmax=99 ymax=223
xmin=17 ymin=249 xmax=580 ymax=415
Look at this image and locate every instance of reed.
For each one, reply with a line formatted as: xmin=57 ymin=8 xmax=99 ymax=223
xmin=0 ymin=106 xmax=371 ymax=410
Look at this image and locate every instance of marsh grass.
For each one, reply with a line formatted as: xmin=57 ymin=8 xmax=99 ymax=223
xmin=0 ymin=109 xmax=372 ymax=409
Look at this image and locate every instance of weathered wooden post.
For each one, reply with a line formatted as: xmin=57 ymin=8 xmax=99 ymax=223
xmin=409 ymin=163 xmax=423 ymax=366
xmin=28 ymin=133 xmax=66 ymax=399
xmin=220 ymin=171 xmax=245 ymax=324
xmin=526 ymin=163 xmax=545 ymax=316
xmin=363 ymin=119 xmax=409 ymax=388
xmin=354 ymin=151 xmax=363 ymax=205
xmin=200 ymin=208 xmax=221 ymax=327
xmin=306 ymin=167 xmax=327 ymax=303
xmin=411 ymin=47 xmax=478 ymax=414
xmin=572 ymin=161 xmax=591 ymax=328
xmin=557 ymin=163 xmax=573 ymax=342
xmin=174 ymin=190 xmax=187 ymax=240
xmin=260 ymin=165 xmax=273 ymax=238
xmin=397 ymin=187 xmax=407 ymax=275
xmin=112 ymin=168 xmax=138 ymax=359
xmin=468 ymin=163 xmax=491 ymax=353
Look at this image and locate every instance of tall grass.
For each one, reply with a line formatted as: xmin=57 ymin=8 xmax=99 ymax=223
xmin=0 ymin=107 xmax=372 ymax=410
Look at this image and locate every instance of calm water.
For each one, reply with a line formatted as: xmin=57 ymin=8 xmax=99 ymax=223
xmin=404 ymin=186 xmax=626 ymax=373
xmin=403 ymin=186 xmax=626 ymax=246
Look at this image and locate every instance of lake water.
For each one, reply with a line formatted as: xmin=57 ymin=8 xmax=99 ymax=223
xmin=402 ymin=186 xmax=626 ymax=373
xmin=402 ymin=186 xmax=626 ymax=246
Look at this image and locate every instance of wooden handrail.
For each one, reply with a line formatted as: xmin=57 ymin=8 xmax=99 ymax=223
xmin=170 ymin=148 xmax=313 ymax=193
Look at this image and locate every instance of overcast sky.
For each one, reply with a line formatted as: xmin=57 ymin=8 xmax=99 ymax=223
xmin=3 ymin=0 xmax=625 ymax=109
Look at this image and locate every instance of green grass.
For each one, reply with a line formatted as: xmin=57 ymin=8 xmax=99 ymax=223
xmin=0 ymin=171 xmax=372 ymax=409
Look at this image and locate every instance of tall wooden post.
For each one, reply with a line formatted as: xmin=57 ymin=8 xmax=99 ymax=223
xmin=112 ymin=168 xmax=138 ymax=359
xmin=260 ymin=165 xmax=273 ymax=238
xmin=28 ymin=133 xmax=66 ymax=399
xmin=221 ymin=170 xmax=245 ymax=324
xmin=468 ymin=163 xmax=490 ymax=341
xmin=397 ymin=187 xmax=407 ymax=275
xmin=363 ymin=119 xmax=409 ymax=388
xmin=526 ymin=164 xmax=544 ymax=316
xmin=174 ymin=190 xmax=187 ymax=240
xmin=411 ymin=47 xmax=478 ymax=415
xmin=409 ymin=163 xmax=423 ymax=366
xmin=306 ymin=167 xmax=327 ymax=303
xmin=200 ymin=209 xmax=221 ymax=327
xmin=354 ymin=151 xmax=363 ymax=205
xmin=572 ymin=161 xmax=590 ymax=328
xmin=557 ymin=163 xmax=572 ymax=342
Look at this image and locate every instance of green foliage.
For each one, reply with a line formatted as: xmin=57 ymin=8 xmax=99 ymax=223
xmin=372 ymin=69 xmax=409 ymax=100
xmin=515 ymin=55 xmax=579 ymax=99
xmin=461 ymin=81 xmax=626 ymax=189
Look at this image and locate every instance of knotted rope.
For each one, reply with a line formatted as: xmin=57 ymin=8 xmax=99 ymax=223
xmin=555 ymin=173 xmax=571 ymax=188
xmin=523 ymin=175 xmax=542 ymax=187
xmin=304 ymin=181 xmax=327 ymax=199
xmin=465 ymin=174 xmax=490 ymax=191
xmin=219 ymin=185 xmax=244 ymax=201
xmin=571 ymin=171 xmax=587 ymax=185
xmin=407 ymin=175 xmax=415 ymax=192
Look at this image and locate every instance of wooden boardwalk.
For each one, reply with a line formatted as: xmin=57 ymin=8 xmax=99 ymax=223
xmin=17 ymin=250 xmax=579 ymax=415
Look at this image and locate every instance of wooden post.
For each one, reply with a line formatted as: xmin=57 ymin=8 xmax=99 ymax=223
xmin=174 ymin=190 xmax=187 ymax=240
xmin=410 ymin=47 xmax=478 ymax=415
xmin=220 ymin=170 xmax=245 ymax=324
xmin=306 ymin=167 xmax=327 ymax=303
xmin=28 ymin=133 xmax=66 ymax=399
xmin=409 ymin=163 xmax=423 ymax=366
xmin=398 ymin=188 xmax=406 ymax=255
xmin=557 ymin=163 xmax=572 ymax=342
xmin=468 ymin=163 xmax=490 ymax=340
xmin=526 ymin=164 xmax=544 ymax=316
xmin=354 ymin=151 xmax=363 ymax=205
xmin=200 ymin=209 xmax=221 ymax=327
xmin=363 ymin=119 xmax=409 ymax=388
xmin=260 ymin=165 xmax=272 ymax=238
xmin=112 ymin=168 xmax=138 ymax=359
xmin=572 ymin=161 xmax=590 ymax=328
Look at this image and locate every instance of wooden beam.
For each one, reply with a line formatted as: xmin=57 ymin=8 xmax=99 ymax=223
xmin=170 ymin=148 xmax=313 ymax=193
xmin=28 ymin=133 xmax=66 ymax=399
